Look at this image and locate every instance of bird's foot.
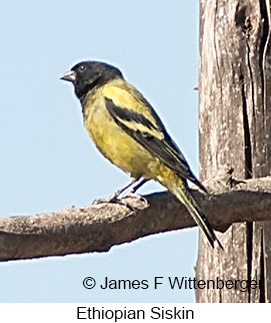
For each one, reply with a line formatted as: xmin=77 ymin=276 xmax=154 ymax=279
xmin=121 ymin=191 xmax=148 ymax=205
xmin=92 ymin=191 xmax=148 ymax=210
xmin=117 ymin=192 xmax=149 ymax=211
xmin=92 ymin=192 xmax=120 ymax=205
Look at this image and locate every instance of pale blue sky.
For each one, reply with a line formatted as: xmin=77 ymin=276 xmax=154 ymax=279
xmin=0 ymin=1 xmax=200 ymax=302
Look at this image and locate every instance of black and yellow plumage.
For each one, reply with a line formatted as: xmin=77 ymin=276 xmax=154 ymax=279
xmin=61 ymin=61 xmax=223 ymax=249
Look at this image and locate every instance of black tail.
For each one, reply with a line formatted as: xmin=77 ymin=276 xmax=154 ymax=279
xmin=170 ymin=179 xmax=223 ymax=249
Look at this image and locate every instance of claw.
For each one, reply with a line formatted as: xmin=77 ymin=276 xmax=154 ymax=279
xmin=92 ymin=192 xmax=120 ymax=205
xmin=121 ymin=191 xmax=149 ymax=206
xmin=92 ymin=191 xmax=149 ymax=211
xmin=92 ymin=177 xmax=149 ymax=205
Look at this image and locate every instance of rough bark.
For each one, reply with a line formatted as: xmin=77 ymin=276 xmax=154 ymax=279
xmin=196 ymin=0 xmax=271 ymax=302
xmin=1 ymin=177 xmax=271 ymax=262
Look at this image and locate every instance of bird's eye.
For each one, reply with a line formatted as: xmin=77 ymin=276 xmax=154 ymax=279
xmin=79 ymin=65 xmax=86 ymax=72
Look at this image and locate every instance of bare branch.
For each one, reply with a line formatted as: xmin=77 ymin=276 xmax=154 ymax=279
xmin=1 ymin=176 xmax=271 ymax=261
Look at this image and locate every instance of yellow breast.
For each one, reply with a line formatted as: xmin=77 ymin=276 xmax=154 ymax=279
xmin=82 ymin=87 xmax=155 ymax=178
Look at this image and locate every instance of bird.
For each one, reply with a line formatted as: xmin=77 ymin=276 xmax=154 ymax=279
xmin=60 ymin=60 xmax=223 ymax=249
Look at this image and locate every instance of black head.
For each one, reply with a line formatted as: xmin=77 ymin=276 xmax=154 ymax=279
xmin=60 ymin=61 xmax=123 ymax=101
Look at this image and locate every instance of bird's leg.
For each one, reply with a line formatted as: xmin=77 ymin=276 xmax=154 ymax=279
xmin=92 ymin=177 xmax=141 ymax=204
xmin=129 ymin=178 xmax=149 ymax=194
xmin=109 ymin=176 xmax=141 ymax=199
xmin=120 ymin=178 xmax=149 ymax=205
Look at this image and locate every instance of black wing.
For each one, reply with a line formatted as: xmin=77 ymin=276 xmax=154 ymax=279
xmin=105 ymin=95 xmax=207 ymax=193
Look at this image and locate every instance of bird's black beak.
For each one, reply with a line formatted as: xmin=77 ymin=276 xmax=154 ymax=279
xmin=60 ymin=70 xmax=77 ymax=83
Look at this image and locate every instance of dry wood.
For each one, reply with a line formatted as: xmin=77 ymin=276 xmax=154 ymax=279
xmin=1 ymin=177 xmax=271 ymax=262
xmin=197 ymin=0 xmax=271 ymax=302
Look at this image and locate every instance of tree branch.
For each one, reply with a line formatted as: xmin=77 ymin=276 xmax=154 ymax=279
xmin=1 ymin=176 xmax=271 ymax=261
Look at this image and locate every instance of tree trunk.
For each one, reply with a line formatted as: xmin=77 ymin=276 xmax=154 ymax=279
xmin=196 ymin=0 xmax=271 ymax=302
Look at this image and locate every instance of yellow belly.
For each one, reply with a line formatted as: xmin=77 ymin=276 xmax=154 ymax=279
xmin=83 ymin=95 xmax=155 ymax=178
